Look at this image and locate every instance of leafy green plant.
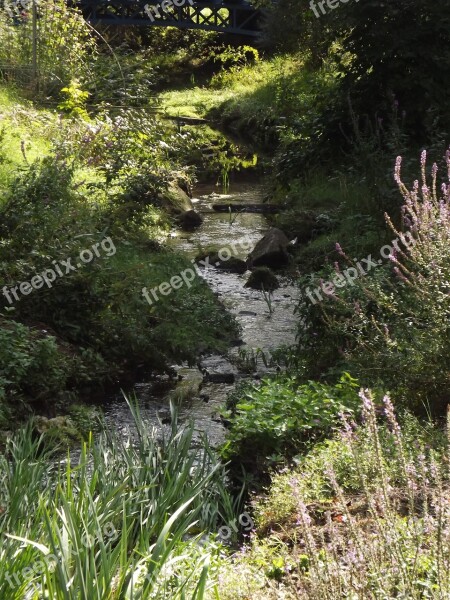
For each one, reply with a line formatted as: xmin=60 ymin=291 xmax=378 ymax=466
xmin=232 ymin=347 xmax=271 ymax=374
xmin=0 ymin=0 xmax=97 ymax=95
xmin=0 ymin=319 xmax=72 ymax=403
xmin=210 ymin=45 xmax=259 ymax=71
xmin=57 ymin=79 xmax=90 ymax=119
xmin=221 ymin=373 xmax=360 ymax=469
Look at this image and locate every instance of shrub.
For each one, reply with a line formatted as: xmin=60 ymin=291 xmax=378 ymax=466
xmin=87 ymin=49 xmax=157 ymax=107
xmin=57 ymin=79 xmax=90 ymax=119
xmin=0 ymin=319 xmax=108 ymax=406
xmin=334 ymin=0 xmax=450 ymax=135
xmin=218 ymin=392 xmax=450 ymax=599
xmin=0 ymin=320 xmax=70 ymax=403
xmin=256 ymin=0 xmax=332 ymax=64
xmin=0 ymin=155 xmax=86 ymax=258
xmin=209 ymin=45 xmax=259 ymax=70
xmin=296 ymin=150 xmax=450 ymax=409
xmin=221 ymin=373 xmax=360 ymax=469
xmin=0 ymin=0 xmax=96 ymax=94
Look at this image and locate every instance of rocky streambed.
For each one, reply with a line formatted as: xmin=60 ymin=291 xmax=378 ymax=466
xmin=102 ymin=179 xmax=298 ymax=447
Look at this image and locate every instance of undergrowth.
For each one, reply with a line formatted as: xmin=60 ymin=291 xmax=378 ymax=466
xmin=216 ymin=393 xmax=450 ymax=599
xmin=0 ymin=400 xmax=237 ymax=599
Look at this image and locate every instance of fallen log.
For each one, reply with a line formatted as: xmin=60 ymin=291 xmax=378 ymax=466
xmin=212 ymin=203 xmax=280 ymax=214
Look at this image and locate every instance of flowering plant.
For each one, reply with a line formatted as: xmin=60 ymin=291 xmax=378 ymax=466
xmin=296 ymin=150 xmax=450 ymax=408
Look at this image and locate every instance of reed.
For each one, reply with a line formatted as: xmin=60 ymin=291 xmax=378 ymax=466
xmin=0 ymin=398 xmax=235 ymax=599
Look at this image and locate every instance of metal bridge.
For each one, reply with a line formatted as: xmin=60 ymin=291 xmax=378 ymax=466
xmin=78 ymin=0 xmax=262 ymax=36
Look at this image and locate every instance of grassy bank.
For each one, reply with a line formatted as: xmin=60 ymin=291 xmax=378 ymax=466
xmin=0 ymin=83 xmax=239 ymax=421
xmin=160 ymin=53 xmax=333 ymax=146
xmin=0 ymin=87 xmax=54 ymax=190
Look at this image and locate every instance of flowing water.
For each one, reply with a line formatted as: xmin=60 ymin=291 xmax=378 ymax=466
xmin=103 ymin=178 xmax=298 ymax=447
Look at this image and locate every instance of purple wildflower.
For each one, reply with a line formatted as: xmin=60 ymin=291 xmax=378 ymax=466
xmin=335 ymin=242 xmax=345 ymax=257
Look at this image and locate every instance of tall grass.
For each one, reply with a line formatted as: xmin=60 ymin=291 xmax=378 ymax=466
xmin=0 ymin=399 xmax=235 ymax=599
xmin=0 ymin=84 xmax=56 ymax=196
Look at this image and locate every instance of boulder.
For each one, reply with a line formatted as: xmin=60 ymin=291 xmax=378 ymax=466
xmin=158 ymin=182 xmax=193 ymax=216
xmin=211 ymin=254 xmax=247 ymax=274
xmin=174 ymin=174 xmax=193 ymax=198
xmin=195 ymin=251 xmax=247 ymax=273
xmin=247 ymin=227 xmax=290 ymax=268
xmin=205 ymin=372 xmax=236 ymax=384
xmin=180 ymin=209 xmax=204 ymax=230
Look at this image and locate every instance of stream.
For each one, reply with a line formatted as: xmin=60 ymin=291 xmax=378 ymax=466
xmin=102 ymin=178 xmax=298 ymax=447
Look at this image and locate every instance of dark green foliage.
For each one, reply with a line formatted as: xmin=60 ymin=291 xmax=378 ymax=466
xmin=244 ymin=0 xmax=450 ymax=206
xmin=245 ymin=266 xmax=279 ymax=291
xmin=221 ymin=373 xmax=360 ymax=470
xmin=257 ymin=0 xmax=333 ymax=64
xmin=0 ymin=146 xmax=237 ymax=405
xmin=0 ymin=320 xmax=75 ymax=404
xmin=262 ymin=0 xmax=450 ymax=138
xmin=334 ymin=0 xmax=450 ymax=135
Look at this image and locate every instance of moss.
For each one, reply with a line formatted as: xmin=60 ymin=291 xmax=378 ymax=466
xmin=158 ymin=181 xmax=193 ymax=215
xmin=245 ymin=267 xmax=279 ymax=291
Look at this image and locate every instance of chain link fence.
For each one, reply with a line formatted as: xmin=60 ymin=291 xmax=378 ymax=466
xmin=0 ymin=65 xmax=36 ymax=90
xmin=0 ymin=0 xmax=95 ymax=97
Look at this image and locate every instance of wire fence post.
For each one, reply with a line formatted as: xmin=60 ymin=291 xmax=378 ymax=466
xmin=31 ymin=0 xmax=38 ymax=93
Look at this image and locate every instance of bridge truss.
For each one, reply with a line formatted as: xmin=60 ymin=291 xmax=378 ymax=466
xmin=78 ymin=0 xmax=262 ymax=36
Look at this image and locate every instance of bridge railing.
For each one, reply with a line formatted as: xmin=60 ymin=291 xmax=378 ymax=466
xmin=77 ymin=0 xmax=262 ymax=36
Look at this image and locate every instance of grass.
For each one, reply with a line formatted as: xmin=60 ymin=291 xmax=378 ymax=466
xmin=0 ymin=84 xmax=58 ymax=192
xmin=159 ymin=53 xmax=333 ymax=123
xmin=160 ymin=85 xmax=232 ymax=119
xmin=0 ymin=398 xmax=238 ymax=599
xmin=0 ymin=83 xmax=104 ymax=203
